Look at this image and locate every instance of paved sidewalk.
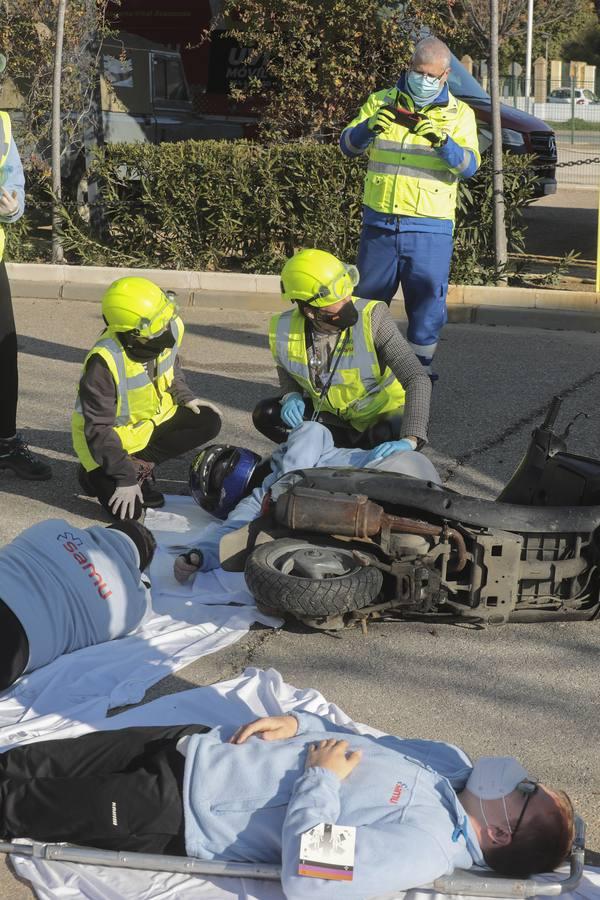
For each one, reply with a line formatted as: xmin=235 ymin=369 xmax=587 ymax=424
xmin=523 ymin=185 xmax=597 ymax=262
xmin=0 ymin=296 xmax=599 ymax=895
xmin=556 ymin=141 xmax=600 ymax=188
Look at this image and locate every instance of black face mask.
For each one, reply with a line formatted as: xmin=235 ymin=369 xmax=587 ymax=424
xmin=119 ymin=326 xmax=176 ymax=361
xmin=313 ymin=301 xmax=359 ymax=332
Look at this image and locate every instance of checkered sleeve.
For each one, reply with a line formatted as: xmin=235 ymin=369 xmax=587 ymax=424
xmin=276 ymin=364 xmax=299 ymax=395
xmin=371 ymin=304 xmax=431 ymax=443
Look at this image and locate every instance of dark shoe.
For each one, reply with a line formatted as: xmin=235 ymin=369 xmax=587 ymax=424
xmin=141 ymin=477 xmax=165 ymax=509
xmin=0 ymin=435 xmax=52 ymax=481
xmin=129 ymin=456 xmax=165 ymax=509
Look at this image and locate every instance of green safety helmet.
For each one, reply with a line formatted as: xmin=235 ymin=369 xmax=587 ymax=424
xmin=102 ymin=276 xmax=178 ymax=337
xmin=280 ymin=249 xmax=359 ymax=308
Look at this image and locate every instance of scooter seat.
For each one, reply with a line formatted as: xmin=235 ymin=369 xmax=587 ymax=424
xmin=293 ymin=468 xmax=600 ymax=535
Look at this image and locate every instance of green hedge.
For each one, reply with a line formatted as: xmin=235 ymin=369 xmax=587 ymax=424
xmin=8 ymin=141 xmax=540 ymax=284
xmin=4 ymin=165 xmax=53 ymax=263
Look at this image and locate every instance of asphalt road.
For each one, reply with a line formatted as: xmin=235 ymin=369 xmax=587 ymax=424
xmin=0 ymin=297 xmax=599 ymax=895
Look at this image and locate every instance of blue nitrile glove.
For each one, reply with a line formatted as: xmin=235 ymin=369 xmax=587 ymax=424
xmin=280 ymin=392 xmax=305 ymax=429
xmin=364 ymin=439 xmax=414 ymax=463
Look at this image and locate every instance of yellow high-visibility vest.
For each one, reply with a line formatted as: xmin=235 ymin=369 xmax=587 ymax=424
xmin=342 ymin=87 xmax=480 ymax=222
xmin=269 ymin=298 xmax=406 ymax=433
xmin=72 ymin=317 xmax=184 ymax=471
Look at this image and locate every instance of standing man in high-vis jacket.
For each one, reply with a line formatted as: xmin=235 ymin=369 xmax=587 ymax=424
xmin=0 ymin=51 xmax=52 ymax=479
xmin=340 ymin=36 xmax=480 ymax=377
xmin=72 ymin=277 xmax=222 ymax=521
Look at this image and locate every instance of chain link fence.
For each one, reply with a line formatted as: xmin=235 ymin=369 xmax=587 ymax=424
xmin=501 ymin=75 xmax=600 ymax=187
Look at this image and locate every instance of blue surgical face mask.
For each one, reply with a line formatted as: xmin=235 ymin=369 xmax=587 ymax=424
xmin=406 ymin=70 xmax=445 ymax=106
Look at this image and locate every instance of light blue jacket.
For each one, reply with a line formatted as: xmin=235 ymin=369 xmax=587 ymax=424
xmin=183 ymin=711 xmax=484 ymax=898
xmin=0 ymin=519 xmax=150 ymax=671
xmin=0 ymin=132 xmax=26 ymax=224
xmin=195 ymin=421 xmax=440 ymax=571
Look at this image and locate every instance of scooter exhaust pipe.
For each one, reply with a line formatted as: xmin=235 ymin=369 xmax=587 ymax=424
xmin=275 ymin=488 xmax=467 ymax=570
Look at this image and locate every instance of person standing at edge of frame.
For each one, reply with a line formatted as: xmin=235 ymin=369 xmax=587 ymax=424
xmin=0 ymin=50 xmax=52 ymax=480
xmin=340 ymin=36 xmax=480 ymax=381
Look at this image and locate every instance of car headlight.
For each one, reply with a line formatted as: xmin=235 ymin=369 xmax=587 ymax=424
xmin=501 ymin=128 xmax=525 ymax=147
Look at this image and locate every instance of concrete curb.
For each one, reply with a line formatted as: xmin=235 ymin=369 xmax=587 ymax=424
xmin=6 ymin=263 xmax=600 ymax=330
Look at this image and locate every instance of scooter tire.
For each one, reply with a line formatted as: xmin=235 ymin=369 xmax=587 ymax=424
xmin=244 ymin=538 xmax=383 ymax=620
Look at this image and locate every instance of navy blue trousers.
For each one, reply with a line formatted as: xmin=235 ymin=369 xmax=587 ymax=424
xmin=356 ymin=226 xmax=453 ymax=365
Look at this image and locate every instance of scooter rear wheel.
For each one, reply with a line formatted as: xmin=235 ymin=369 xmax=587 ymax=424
xmin=244 ymin=538 xmax=383 ymax=621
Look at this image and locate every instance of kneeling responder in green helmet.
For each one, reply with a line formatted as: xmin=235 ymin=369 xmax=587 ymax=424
xmin=253 ymin=249 xmax=431 ymax=455
xmin=72 ymin=276 xmax=222 ymax=521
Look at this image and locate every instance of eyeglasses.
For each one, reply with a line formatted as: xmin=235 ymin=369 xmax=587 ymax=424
xmin=411 ymin=66 xmax=449 ymax=80
xmin=511 ymin=779 xmax=538 ymax=839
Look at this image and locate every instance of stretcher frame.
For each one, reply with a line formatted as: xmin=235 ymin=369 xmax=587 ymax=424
xmin=0 ymin=816 xmax=585 ymax=898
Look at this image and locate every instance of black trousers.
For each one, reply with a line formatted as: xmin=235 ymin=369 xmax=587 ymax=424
xmin=0 ymin=725 xmax=209 ymax=853
xmin=0 ymin=261 xmax=18 ymax=440
xmin=252 ymin=395 xmax=402 ymax=449
xmin=87 ymin=405 xmax=222 ymax=518
xmin=0 ymin=600 xmax=29 ymax=691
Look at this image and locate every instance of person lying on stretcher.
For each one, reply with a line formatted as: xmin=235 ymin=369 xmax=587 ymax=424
xmin=173 ymin=419 xmax=441 ymax=583
xmin=0 ymin=711 xmax=574 ymax=898
xmin=0 ymin=518 xmax=156 ymax=690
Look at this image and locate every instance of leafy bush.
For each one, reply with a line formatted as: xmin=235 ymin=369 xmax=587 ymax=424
xmin=11 ymin=141 xmax=540 ymax=285
xmin=4 ymin=164 xmax=53 ymax=263
xmin=452 ymin=154 xmax=539 ymax=284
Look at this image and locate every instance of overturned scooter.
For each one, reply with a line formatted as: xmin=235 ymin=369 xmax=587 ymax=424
xmin=239 ymin=397 xmax=600 ymax=630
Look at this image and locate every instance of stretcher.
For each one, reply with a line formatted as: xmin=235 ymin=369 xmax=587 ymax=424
xmin=0 ymin=815 xmax=585 ymax=899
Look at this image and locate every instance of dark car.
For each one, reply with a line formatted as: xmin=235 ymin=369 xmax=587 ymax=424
xmin=448 ymin=57 xmax=557 ymax=197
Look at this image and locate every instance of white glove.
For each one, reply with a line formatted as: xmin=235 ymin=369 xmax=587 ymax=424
xmin=174 ymin=550 xmax=203 ymax=584
xmin=0 ymin=189 xmax=19 ymax=217
xmin=185 ymin=398 xmax=223 ymax=417
xmin=109 ymin=483 xmax=143 ymax=520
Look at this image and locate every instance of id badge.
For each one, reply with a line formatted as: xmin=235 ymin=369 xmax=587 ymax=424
xmin=298 ymin=823 xmax=356 ymax=881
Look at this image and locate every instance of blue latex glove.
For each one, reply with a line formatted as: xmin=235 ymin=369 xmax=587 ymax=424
xmin=364 ymin=439 xmax=414 ymax=464
xmin=280 ymin=392 xmax=305 ymax=429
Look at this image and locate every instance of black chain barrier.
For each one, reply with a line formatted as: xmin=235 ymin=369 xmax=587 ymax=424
xmin=491 ymin=154 xmax=600 ymax=176
xmin=553 ymin=156 xmax=600 ymax=168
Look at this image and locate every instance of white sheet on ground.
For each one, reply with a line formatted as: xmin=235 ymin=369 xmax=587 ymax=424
xmin=0 ymin=496 xmax=281 ymax=749
xmin=8 ymin=668 xmax=599 ymax=900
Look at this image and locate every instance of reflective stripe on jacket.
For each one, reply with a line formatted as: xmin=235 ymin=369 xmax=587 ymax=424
xmin=0 ymin=112 xmax=12 ymax=260
xmin=269 ymin=298 xmax=406 ymax=432
xmin=343 ymin=87 xmax=480 ymax=222
xmin=72 ymin=317 xmax=184 ymax=471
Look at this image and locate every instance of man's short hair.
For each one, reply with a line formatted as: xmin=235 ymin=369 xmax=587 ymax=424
xmin=412 ymin=37 xmax=451 ymax=71
xmin=485 ymin=790 xmax=575 ymax=877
